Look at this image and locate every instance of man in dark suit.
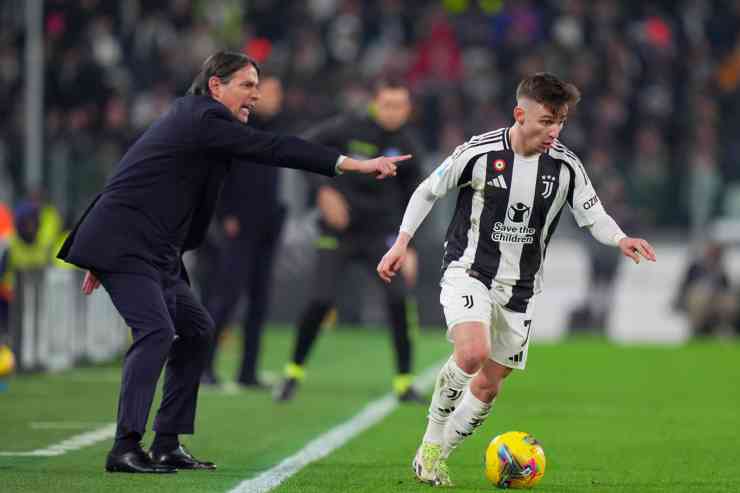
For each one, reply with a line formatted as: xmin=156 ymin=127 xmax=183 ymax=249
xmin=201 ymin=76 xmax=288 ymax=388
xmin=58 ymin=51 xmax=409 ymax=474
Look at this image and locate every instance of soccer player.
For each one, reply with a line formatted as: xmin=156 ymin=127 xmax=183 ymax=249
xmin=275 ymin=78 xmax=426 ymax=403
xmin=377 ymin=73 xmax=656 ymax=486
xmin=58 ymin=51 xmax=408 ymax=474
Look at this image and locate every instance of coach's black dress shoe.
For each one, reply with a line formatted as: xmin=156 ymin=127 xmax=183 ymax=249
xmin=150 ymin=445 xmax=216 ymax=470
xmin=105 ymin=448 xmax=177 ymax=473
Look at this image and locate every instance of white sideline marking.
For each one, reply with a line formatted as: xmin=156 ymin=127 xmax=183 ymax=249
xmin=229 ymin=361 xmax=443 ymax=493
xmin=0 ymin=423 xmax=116 ymax=457
xmin=30 ymin=422 xmax=110 ymax=430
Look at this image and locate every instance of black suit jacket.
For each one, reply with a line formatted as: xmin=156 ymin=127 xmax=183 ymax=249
xmin=58 ymin=95 xmax=339 ymax=281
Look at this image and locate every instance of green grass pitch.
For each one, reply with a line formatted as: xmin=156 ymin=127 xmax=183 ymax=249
xmin=1 ymin=326 xmax=739 ymax=492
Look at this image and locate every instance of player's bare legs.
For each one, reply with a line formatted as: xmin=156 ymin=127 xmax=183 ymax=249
xmin=451 ymin=322 xmax=491 ymax=374
xmin=414 ymin=321 xmax=489 ymax=485
xmin=470 ymin=358 xmax=512 ymax=402
xmin=442 ymin=359 xmax=512 ymax=460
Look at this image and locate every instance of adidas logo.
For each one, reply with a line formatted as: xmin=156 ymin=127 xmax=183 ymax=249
xmin=508 ymin=350 xmax=524 ymax=363
xmin=487 ymin=175 xmax=507 ymax=189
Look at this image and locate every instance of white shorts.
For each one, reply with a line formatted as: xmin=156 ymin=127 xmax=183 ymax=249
xmin=439 ymin=267 xmax=537 ymax=370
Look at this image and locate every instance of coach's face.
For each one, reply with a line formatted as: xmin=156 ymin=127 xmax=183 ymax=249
xmin=209 ymin=64 xmax=260 ymax=123
xmin=515 ymin=99 xmax=567 ymax=154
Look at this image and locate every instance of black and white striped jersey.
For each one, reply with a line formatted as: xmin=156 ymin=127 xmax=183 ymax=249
xmin=428 ymin=127 xmax=608 ymax=313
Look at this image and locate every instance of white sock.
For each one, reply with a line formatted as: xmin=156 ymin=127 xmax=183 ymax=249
xmin=442 ymin=390 xmax=492 ymax=458
xmin=422 ymin=355 xmax=474 ymax=445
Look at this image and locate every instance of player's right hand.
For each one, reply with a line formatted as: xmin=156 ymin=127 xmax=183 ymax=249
xmin=377 ymin=243 xmax=407 ymax=284
xmin=81 ymin=270 xmax=101 ymax=295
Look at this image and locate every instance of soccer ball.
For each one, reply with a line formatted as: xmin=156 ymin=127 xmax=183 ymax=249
xmin=485 ymin=431 xmax=546 ymax=489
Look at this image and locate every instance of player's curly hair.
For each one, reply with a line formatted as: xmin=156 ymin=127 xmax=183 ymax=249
xmin=516 ymin=73 xmax=581 ymax=113
xmin=187 ymin=51 xmax=261 ymax=96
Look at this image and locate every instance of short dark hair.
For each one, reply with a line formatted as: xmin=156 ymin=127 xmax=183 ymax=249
xmin=187 ymin=51 xmax=261 ymax=96
xmin=373 ymin=75 xmax=409 ymax=96
xmin=516 ymin=73 xmax=581 ymax=113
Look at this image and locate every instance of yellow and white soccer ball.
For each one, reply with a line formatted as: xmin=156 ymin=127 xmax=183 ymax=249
xmin=0 ymin=344 xmax=16 ymax=378
xmin=485 ymin=431 xmax=546 ymax=489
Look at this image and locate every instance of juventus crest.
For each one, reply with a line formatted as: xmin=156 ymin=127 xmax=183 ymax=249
xmin=541 ymin=174 xmax=556 ymax=199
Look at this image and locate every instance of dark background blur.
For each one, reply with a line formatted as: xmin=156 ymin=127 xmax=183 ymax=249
xmin=1 ymin=0 xmax=738 ymax=331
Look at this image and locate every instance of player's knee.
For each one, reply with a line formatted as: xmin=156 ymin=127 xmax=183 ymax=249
xmin=456 ymin=346 xmax=490 ymax=374
xmin=478 ymin=362 xmax=512 ymax=397
xmin=473 ymin=377 xmax=502 ymax=402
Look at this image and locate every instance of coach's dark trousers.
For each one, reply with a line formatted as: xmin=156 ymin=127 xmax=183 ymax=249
xmin=100 ymin=271 xmax=214 ymax=440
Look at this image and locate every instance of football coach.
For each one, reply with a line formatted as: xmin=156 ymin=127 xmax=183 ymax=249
xmin=57 ymin=50 xmax=410 ymax=474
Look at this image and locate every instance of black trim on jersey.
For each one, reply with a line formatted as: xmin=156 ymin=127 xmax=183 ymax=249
xmin=504 ymin=154 xmax=561 ymax=313
xmin=470 ymin=149 xmax=515 ymax=284
xmin=565 ymin=163 xmax=576 ymax=207
xmin=452 ymin=130 xmax=504 ymax=159
xmin=453 ymin=137 xmax=503 ymax=162
xmin=503 ymin=127 xmax=511 ymax=150
xmin=443 ymin=150 xmax=498 ymax=270
xmin=543 ymin=207 xmax=565 ymax=259
xmin=506 ymin=286 xmax=530 ymax=312
xmin=456 ymin=156 xmax=475 ymax=187
xmin=442 ymin=188 xmax=474 ymax=270
xmin=551 ymin=142 xmax=588 ymax=186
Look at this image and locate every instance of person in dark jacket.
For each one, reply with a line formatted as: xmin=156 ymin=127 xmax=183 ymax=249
xmin=57 ymin=51 xmax=408 ymax=474
xmin=201 ymin=76 xmax=289 ymax=388
xmin=275 ymin=78 xmax=426 ymax=403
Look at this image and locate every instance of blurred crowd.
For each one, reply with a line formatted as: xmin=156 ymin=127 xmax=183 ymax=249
xmin=0 ymin=0 xmax=738 ymax=230
xmin=0 ymin=0 xmax=739 ymax=339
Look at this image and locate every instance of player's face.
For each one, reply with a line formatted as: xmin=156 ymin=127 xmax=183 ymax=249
xmin=210 ymin=64 xmax=260 ymax=123
xmin=519 ymin=100 xmax=568 ymax=154
xmin=374 ymin=88 xmax=411 ymax=131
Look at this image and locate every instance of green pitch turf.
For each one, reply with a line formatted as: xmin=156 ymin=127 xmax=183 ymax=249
xmin=1 ymin=328 xmax=739 ymax=492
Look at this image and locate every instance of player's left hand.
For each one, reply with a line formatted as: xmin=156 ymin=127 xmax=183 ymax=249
xmin=618 ymin=237 xmax=656 ymax=264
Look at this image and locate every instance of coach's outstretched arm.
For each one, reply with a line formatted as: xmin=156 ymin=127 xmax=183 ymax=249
xmin=337 ymin=154 xmax=410 ymax=179
xmin=201 ymin=104 xmax=410 ymax=179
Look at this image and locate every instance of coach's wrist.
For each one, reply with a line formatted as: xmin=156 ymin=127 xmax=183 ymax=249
xmin=334 ymin=155 xmax=348 ymax=175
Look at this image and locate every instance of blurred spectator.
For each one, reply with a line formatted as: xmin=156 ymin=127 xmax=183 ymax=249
xmin=0 ymin=199 xmax=64 ymax=331
xmin=687 ymin=125 xmax=722 ymax=241
xmin=0 ymin=1 xmax=738 ymax=254
xmin=673 ymin=241 xmax=738 ymax=337
xmin=0 ymin=202 xmax=12 ymax=334
xmin=627 ymin=126 xmax=670 ymax=227
xmin=568 ymin=146 xmax=635 ymax=333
